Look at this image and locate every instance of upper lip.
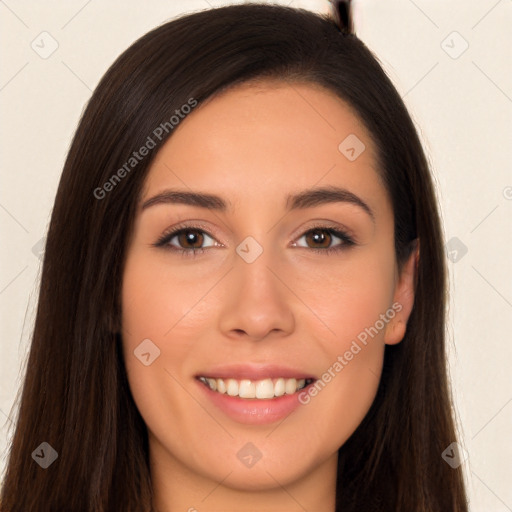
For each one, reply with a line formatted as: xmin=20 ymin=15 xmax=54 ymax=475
xmin=195 ymin=363 xmax=316 ymax=381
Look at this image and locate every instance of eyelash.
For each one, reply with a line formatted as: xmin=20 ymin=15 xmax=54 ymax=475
xmin=153 ymin=222 xmax=356 ymax=258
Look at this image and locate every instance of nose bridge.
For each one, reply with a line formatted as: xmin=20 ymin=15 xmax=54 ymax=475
xmin=217 ymin=233 xmax=295 ymax=340
xmin=234 ymin=233 xmax=282 ymax=300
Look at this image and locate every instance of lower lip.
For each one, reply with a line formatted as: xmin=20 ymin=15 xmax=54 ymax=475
xmin=195 ymin=378 xmax=312 ymax=425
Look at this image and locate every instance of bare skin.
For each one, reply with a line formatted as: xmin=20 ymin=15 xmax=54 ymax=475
xmin=121 ymin=80 xmax=418 ymax=512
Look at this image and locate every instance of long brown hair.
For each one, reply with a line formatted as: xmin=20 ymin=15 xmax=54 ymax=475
xmin=1 ymin=3 xmax=468 ymax=511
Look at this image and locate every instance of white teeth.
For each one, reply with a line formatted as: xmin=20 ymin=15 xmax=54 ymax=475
xmin=255 ymin=378 xmax=274 ymax=399
xmin=274 ymin=378 xmax=285 ymax=397
xmin=226 ymin=379 xmax=239 ymax=397
xmin=198 ymin=376 xmax=310 ymax=399
xmin=216 ymin=378 xmax=226 ymax=394
xmin=238 ymin=379 xmax=256 ymax=398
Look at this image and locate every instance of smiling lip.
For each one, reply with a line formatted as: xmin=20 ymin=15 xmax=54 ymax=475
xmin=194 ymin=364 xmax=317 ymax=425
xmin=194 ymin=363 xmax=316 ymax=381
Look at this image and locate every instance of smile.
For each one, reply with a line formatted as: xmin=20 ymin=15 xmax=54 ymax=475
xmin=197 ymin=376 xmax=313 ymax=399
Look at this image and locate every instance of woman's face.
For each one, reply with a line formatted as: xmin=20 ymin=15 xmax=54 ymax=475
xmin=121 ymin=81 xmax=416 ymax=497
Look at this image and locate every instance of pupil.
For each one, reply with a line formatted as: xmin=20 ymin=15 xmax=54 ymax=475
xmin=181 ymin=230 xmax=202 ymax=248
xmin=310 ymin=229 xmax=330 ymax=247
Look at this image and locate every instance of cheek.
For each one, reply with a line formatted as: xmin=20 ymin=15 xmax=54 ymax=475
xmin=290 ymin=247 xmax=395 ymax=426
xmin=121 ymin=248 xmax=212 ymax=342
xmin=300 ymin=341 xmax=385 ymax=456
xmin=290 ymin=246 xmax=396 ymax=348
xmin=120 ymin=249 xmax=217 ymax=441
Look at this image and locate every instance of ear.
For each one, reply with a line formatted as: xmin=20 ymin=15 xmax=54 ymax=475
xmin=384 ymin=238 xmax=419 ymax=345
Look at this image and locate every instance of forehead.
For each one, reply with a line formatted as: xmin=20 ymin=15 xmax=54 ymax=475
xmin=141 ymin=80 xmax=387 ymax=215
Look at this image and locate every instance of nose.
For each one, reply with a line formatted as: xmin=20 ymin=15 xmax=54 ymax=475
xmin=217 ymin=244 xmax=295 ymax=342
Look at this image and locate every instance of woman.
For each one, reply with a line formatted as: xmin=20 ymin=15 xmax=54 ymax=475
xmin=0 ymin=2 xmax=469 ymax=510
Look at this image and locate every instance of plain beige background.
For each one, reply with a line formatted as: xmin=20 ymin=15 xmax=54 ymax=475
xmin=1 ymin=1 xmax=511 ymax=510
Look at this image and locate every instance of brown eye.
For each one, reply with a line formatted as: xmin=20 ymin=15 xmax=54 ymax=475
xmin=294 ymin=226 xmax=355 ymax=254
xmin=177 ymin=229 xmax=205 ymax=249
xmin=304 ymin=228 xmax=333 ymax=248
xmin=154 ymin=226 xmax=217 ymax=253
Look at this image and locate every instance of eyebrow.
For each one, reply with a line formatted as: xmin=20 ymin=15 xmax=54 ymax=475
xmin=141 ymin=185 xmax=375 ymax=222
